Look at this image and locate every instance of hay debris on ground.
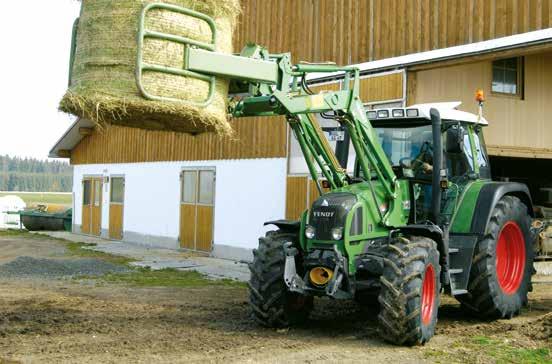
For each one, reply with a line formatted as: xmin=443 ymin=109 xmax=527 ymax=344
xmin=60 ymin=0 xmax=241 ymax=135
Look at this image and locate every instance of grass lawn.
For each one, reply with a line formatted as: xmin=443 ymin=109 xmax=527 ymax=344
xmin=0 ymin=192 xmax=72 ymax=206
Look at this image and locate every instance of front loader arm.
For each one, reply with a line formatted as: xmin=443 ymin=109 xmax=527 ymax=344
xmin=230 ymin=59 xmax=401 ymax=224
xmin=137 ymin=28 xmax=400 ymax=224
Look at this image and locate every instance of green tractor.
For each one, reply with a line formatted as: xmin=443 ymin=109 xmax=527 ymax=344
xmin=133 ymin=5 xmax=534 ymax=345
xmin=248 ymin=100 xmax=534 ymax=345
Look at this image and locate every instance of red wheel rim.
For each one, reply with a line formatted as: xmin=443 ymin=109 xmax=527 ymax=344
xmin=496 ymin=221 xmax=526 ymax=294
xmin=421 ymin=264 xmax=436 ymax=325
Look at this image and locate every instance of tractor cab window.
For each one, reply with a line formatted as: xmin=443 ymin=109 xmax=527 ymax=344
xmin=444 ymin=123 xmax=491 ymax=180
xmin=473 ymin=128 xmax=491 ymax=179
xmin=370 ymin=124 xmax=434 ymax=181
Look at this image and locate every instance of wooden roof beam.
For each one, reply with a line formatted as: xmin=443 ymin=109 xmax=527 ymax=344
xmin=79 ymin=127 xmax=94 ymax=136
xmin=57 ymin=149 xmax=72 ymax=158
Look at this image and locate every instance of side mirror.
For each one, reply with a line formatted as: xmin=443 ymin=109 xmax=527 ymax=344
xmin=445 ymin=125 xmax=464 ymax=154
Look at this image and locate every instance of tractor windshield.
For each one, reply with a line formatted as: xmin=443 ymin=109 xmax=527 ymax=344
xmin=374 ymin=124 xmax=433 ymax=169
xmin=353 ymin=123 xmax=434 ymax=180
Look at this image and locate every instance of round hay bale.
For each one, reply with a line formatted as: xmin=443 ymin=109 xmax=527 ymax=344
xmin=59 ymin=0 xmax=241 ymax=135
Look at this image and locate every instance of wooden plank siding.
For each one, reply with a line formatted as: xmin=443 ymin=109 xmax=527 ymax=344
xmin=234 ymin=0 xmax=552 ymax=65
xmin=71 ymin=117 xmax=287 ymax=164
xmin=312 ymin=72 xmax=404 ymax=103
xmin=285 ymin=176 xmax=329 ymax=220
xmin=285 ymin=176 xmax=309 ymax=220
xmin=359 ymin=72 xmax=404 ymax=103
xmin=412 ymin=51 xmax=552 ymax=158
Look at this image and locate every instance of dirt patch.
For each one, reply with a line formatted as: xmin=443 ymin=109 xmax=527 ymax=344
xmin=521 ymin=312 xmax=552 ymax=340
xmin=0 ymin=256 xmax=130 ymax=278
xmin=0 ymin=232 xmax=551 ymax=363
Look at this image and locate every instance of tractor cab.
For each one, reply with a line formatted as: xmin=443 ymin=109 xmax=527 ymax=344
xmin=359 ymin=102 xmax=492 ymax=221
xmin=364 ymin=102 xmax=490 ymax=181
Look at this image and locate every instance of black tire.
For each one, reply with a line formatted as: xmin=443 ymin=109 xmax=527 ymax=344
xmin=378 ymin=236 xmax=441 ymax=346
xmin=457 ymin=195 xmax=533 ymax=319
xmin=248 ymin=230 xmax=313 ymax=327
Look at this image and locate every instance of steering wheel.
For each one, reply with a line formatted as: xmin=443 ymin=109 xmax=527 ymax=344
xmin=399 ymin=157 xmax=411 ymax=168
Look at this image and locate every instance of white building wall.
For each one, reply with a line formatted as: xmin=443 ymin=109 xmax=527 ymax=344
xmin=72 ymin=158 xmax=287 ymax=260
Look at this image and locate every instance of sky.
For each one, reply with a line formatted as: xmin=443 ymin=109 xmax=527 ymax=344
xmin=0 ymin=1 xmax=81 ymax=160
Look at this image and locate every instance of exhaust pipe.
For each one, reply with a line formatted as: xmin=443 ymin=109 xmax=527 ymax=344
xmin=430 ymin=108 xmax=443 ymax=224
xmin=309 ymin=267 xmax=334 ymax=287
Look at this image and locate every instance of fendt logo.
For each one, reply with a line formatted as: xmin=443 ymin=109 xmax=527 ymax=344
xmin=313 ymin=211 xmax=334 ymax=218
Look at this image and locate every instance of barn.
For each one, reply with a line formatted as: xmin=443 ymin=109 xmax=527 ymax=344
xmin=50 ymin=1 xmax=552 ymax=261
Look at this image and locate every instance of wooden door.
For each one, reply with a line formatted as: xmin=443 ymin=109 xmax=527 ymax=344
xmin=91 ymin=178 xmax=102 ymax=236
xmin=179 ymin=169 xmax=215 ymax=252
xmin=196 ymin=170 xmax=215 ymax=251
xmin=109 ymin=177 xmax=124 ymax=240
xmin=81 ymin=179 xmax=92 ymax=234
xmin=82 ymin=177 xmax=102 ymax=236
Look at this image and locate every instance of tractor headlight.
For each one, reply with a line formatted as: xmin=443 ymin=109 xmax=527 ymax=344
xmin=305 ymin=225 xmax=316 ymax=239
xmin=331 ymin=227 xmax=343 ymax=241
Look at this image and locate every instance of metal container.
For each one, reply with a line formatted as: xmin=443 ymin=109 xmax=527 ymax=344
xmin=19 ymin=209 xmax=72 ymax=232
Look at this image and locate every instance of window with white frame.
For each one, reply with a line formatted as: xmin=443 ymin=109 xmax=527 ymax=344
xmin=492 ymin=57 xmax=522 ymax=96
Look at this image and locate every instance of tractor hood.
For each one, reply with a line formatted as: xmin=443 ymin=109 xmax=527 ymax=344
xmin=309 ymin=192 xmax=357 ymax=240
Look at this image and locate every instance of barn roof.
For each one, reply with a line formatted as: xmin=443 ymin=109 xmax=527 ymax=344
xmin=49 ymin=118 xmax=95 ymax=158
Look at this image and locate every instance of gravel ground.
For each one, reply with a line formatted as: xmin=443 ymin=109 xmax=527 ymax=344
xmin=0 ymin=256 xmax=130 ymax=278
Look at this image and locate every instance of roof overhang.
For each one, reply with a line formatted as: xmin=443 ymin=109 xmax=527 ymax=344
xmin=307 ymin=28 xmax=552 ymax=83
xmin=49 ymin=118 xmax=95 ymax=158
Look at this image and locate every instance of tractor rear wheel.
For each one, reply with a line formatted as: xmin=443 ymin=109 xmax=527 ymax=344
xmin=458 ymin=195 xmax=533 ymax=318
xmin=248 ymin=230 xmax=313 ymax=327
xmin=378 ymin=236 xmax=441 ymax=346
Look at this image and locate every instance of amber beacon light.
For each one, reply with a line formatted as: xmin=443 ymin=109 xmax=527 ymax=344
xmin=475 ymin=89 xmax=485 ymax=103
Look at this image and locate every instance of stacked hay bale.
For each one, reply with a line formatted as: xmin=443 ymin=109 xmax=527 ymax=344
xmin=60 ymin=0 xmax=240 ymax=135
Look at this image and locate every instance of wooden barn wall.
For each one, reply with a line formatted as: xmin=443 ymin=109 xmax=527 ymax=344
xmin=71 ymin=117 xmax=287 ymax=164
xmin=412 ymin=51 xmax=552 ymax=158
xmin=234 ymin=0 xmax=552 ymax=64
xmin=312 ymin=72 xmax=404 ymax=102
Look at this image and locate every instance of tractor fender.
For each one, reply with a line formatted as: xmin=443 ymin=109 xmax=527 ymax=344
xmin=264 ymin=219 xmax=301 ymax=233
xmin=470 ymin=182 xmax=534 ymax=235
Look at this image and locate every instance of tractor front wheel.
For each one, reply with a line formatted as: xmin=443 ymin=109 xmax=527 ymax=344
xmin=248 ymin=230 xmax=313 ymax=327
xmin=378 ymin=236 xmax=441 ymax=346
xmin=458 ymin=195 xmax=533 ymax=318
